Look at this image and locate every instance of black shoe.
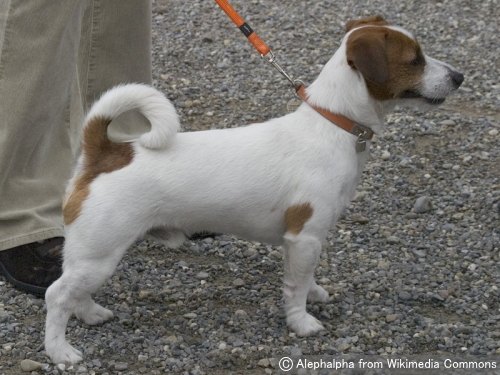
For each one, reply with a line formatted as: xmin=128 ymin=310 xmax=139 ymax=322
xmin=0 ymin=237 xmax=63 ymax=297
xmin=189 ymin=231 xmax=221 ymax=240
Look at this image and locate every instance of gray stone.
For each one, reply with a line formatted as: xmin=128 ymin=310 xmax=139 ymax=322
xmin=56 ymin=364 xmax=66 ymax=373
xmin=386 ymin=314 xmax=399 ymax=323
xmin=381 ymin=150 xmax=391 ymax=160
xmin=20 ymin=359 xmax=43 ymax=372
xmin=233 ymin=278 xmax=245 ymax=287
xmin=414 ymin=196 xmax=433 ymax=213
xmin=0 ymin=310 xmax=10 ymax=323
xmin=258 ymin=358 xmax=270 ymax=367
xmin=196 ymin=271 xmax=210 ymax=280
xmin=439 ymin=119 xmax=456 ymax=126
xmin=138 ymin=290 xmax=152 ymax=299
xmin=243 ymin=248 xmax=258 ymax=257
xmin=387 ymin=236 xmax=400 ymax=244
xmin=114 ymin=362 xmax=128 ymax=371
xmin=269 ymin=250 xmax=282 ymax=260
xmin=399 ymin=291 xmax=412 ymax=300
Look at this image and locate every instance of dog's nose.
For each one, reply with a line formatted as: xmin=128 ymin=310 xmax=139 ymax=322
xmin=449 ymin=69 xmax=464 ymax=88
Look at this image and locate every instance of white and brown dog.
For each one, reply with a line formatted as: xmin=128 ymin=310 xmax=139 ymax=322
xmin=45 ymin=16 xmax=463 ymax=364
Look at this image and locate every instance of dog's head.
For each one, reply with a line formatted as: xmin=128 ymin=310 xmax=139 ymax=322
xmin=344 ymin=16 xmax=463 ymax=108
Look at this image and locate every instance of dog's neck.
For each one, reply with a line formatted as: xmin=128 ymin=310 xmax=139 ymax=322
xmin=305 ymin=42 xmax=386 ymax=136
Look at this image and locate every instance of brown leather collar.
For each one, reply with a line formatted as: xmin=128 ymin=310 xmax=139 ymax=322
xmin=295 ymin=84 xmax=374 ymax=152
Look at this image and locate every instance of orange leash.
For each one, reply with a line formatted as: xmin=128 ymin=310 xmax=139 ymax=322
xmin=214 ymin=0 xmax=299 ymax=89
xmin=213 ymin=0 xmax=271 ymax=56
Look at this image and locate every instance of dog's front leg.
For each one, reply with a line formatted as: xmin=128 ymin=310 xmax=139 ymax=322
xmin=283 ymin=233 xmax=325 ymax=336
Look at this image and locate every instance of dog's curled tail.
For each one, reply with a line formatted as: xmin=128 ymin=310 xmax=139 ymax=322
xmin=84 ymin=83 xmax=180 ymax=149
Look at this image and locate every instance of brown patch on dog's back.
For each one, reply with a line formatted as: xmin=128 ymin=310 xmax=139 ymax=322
xmin=63 ymin=117 xmax=134 ymax=225
xmin=346 ymin=26 xmax=426 ymax=101
xmin=285 ymin=203 xmax=313 ymax=235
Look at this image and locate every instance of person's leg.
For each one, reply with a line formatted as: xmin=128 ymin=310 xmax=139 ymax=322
xmin=0 ymin=1 xmax=89 ymax=295
xmin=0 ymin=0 xmax=152 ymax=249
xmin=0 ymin=0 xmax=152 ymax=296
xmin=0 ymin=1 xmax=87 ymax=251
xmin=76 ymin=0 xmax=152 ymax=144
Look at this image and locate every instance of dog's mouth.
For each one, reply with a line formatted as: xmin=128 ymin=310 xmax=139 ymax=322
xmin=400 ymin=90 xmax=446 ymax=105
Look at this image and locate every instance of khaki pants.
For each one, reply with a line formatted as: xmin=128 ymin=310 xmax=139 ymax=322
xmin=0 ymin=0 xmax=152 ymax=251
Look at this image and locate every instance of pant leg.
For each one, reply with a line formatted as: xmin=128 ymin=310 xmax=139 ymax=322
xmin=0 ymin=0 xmax=153 ymax=251
xmin=77 ymin=0 xmax=153 ymax=143
xmin=0 ymin=1 xmax=88 ymax=251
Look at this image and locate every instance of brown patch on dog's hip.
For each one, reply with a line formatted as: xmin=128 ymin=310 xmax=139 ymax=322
xmin=284 ymin=203 xmax=313 ymax=235
xmin=63 ymin=116 xmax=134 ymax=225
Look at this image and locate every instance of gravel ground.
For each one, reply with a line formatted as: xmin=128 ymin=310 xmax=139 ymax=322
xmin=1 ymin=0 xmax=498 ymax=374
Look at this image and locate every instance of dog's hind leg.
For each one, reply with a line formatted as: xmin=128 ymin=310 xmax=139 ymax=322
xmin=307 ymin=280 xmax=330 ymax=303
xmin=74 ymin=293 xmax=114 ymax=325
xmin=145 ymin=227 xmax=186 ymax=249
xmin=282 ymin=232 xmax=325 ymax=336
xmin=45 ymin=230 xmax=134 ymax=364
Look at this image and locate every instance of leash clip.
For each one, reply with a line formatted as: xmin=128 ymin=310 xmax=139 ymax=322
xmin=263 ymin=51 xmax=302 ymax=90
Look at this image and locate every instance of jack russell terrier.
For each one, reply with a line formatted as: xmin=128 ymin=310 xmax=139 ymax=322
xmin=45 ymin=16 xmax=463 ymax=364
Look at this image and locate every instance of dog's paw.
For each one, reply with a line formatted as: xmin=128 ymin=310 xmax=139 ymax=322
xmin=47 ymin=342 xmax=83 ymax=365
xmin=76 ymin=303 xmax=114 ymax=326
xmin=288 ymin=313 xmax=325 ymax=336
xmin=307 ymin=283 xmax=330 ymax=303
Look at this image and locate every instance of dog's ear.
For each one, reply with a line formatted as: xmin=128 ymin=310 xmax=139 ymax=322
xmin=345 ymin=15 xmax=388 ymax=33
xmin=346 ymin=29 xmax=389 ymax=84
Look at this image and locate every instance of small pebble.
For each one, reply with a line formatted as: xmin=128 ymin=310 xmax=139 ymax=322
xmin=0 ymin=310 xmax=10 ymax=323
xmin=258 ymin=358 xmax=270 ymax=368
xmin=439 ymin=119 xmax=456 ymax=126
xmin=381 ymin=150 xmax=391 ymax=160
xmin=218 ymin=342 xmax=227 ymax=350
xmin=438 ymin=290 xmax=450 ymax=299
xmin=196 ymin=271 xmax=209 ymax=280
xmin=243 ymin=248 xmax=258 ymax=257
xmin=269 ymin=250 xmax=282 ymax=260
xmin=20 ymin=359 xmax=43 ymax=372
xmin=114 ymin=362 xmax=128 ymax=371
xmin=352 ymin=214 xmax=369 ymax=224
xmin=387 ymin=236 xmax=400 ymax=244
xmin=337 ymin=342 xmax=351 ymax=351
xmin=399 ymin=291 xmax=412 ymax=300
xmin=233 ymin=278 xmax=245 ymax=287
xmin=487 ymin=128 xmax=498 ymax=136
xmin=56 ymin=364 xmax=66 ymax=373
xmin=386 ymin=314 xmax=399 ymax=323
xmin=138 ymin=290 xmax=151 ymax=299
xmin=414 ymin=196 xmax=432 ymax=213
